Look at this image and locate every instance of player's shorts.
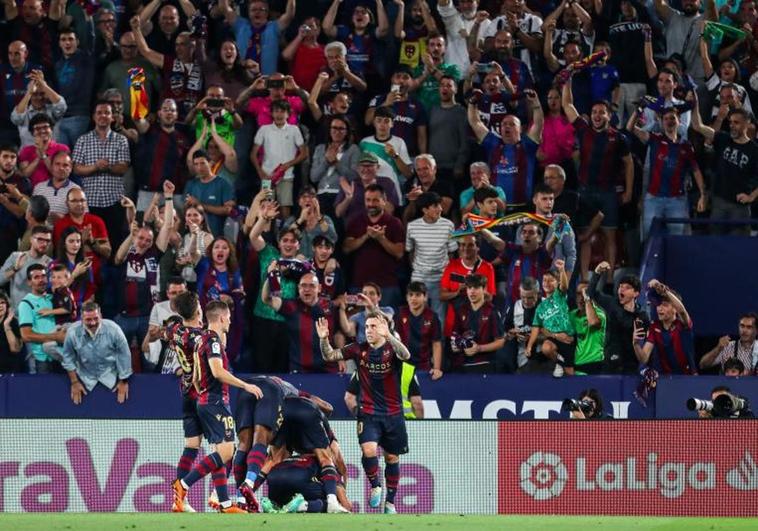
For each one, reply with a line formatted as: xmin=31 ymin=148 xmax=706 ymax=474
xmin=196 ymin=400 xmax=235 ymax=444
xmin=182 ymin=395 xmax=202 ymax=439
xmin=357 ymin=414 xmax=408 ymax=455
xmin=580 ymin=188 xmax=618 ymax=229
xmin=233 ymin=378 xmax=285 ymax=433
xmin=267 ymin=462 xmax=323 ymax=507
xmin=275 ymin=397 xmax=330 ymax=453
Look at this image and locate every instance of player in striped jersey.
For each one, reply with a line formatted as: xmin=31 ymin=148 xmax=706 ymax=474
xmin=317 ymin=311 xmax=411 ymax=514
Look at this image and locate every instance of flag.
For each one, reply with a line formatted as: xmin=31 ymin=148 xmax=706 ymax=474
xmin=128 ymin=67 xmax=149 ymax=121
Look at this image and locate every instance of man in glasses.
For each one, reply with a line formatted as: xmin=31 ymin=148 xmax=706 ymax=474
xmin=0 ymin=225 xmax=53 ymax=308
xmin=100 ymin=31 xmax=161 ymax=120
xmin=17 ymin=114 xmax=69 ymax=188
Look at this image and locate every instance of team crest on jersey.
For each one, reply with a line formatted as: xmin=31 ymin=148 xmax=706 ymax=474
xmin=403 ymin=44 xmax=415 ymax=59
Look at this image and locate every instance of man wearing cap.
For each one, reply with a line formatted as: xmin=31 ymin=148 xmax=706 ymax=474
xmin=359 ymin=106 xmax=412 ymax=201
xmin=335 ymin=151 xmax=400 ymax=222
xmin=365 ymin=65 xmax=428 ymax=157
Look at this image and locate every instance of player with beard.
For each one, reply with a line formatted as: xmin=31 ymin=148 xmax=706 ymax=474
xmin=318 ymin=312 xmax=411 ymax=514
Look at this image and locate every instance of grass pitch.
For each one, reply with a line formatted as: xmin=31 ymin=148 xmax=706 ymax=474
xmin=0 ymin=514 xmax=754 ymax=531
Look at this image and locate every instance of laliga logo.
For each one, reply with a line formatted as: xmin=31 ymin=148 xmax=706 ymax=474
xmin=519 ymin=452 xmax=567 ymax=500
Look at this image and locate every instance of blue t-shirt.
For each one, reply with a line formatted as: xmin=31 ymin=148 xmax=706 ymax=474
xmin=17 ymin=292 xmax=56 ymax=362
xmin=184 ymin=176 xmax=235 ymax=236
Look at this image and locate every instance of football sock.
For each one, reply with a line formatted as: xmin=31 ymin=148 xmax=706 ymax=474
xmin=212 ymin=466 xmax=229 ymax=503
xmin=385 ymin=462 xmax=400 ymax=504
xmin=183 ymin=452 xmax=224 ymax=488
xmin=244 ymin=443 xmax=268 ymax=485
xmin=320 ymin=465 xmax=338 ymax=497
xmin=176 ymin=447 xmax=198 ymax=480
xmin=253 ymin=471 xmax=267 ymax=491
xmin=361 ymin=455 xmax=381 ymax=488
xmin=232 ymin=449 xmax=248 ymax=488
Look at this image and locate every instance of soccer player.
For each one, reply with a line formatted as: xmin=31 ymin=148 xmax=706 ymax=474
xmin=171 ymin=301 xmax=263 ymax=514
xmin=562 ymin=74 xmax=633 ymax=279
xmin=271 ymin=395 xmax=349 ymax=513
xmin=163 ymin=291 xmax=205 ymax=513
xmin=317 ymin=312 xmax=412 ymax=514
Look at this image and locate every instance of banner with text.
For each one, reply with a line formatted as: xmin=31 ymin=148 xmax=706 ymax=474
xmin=498 ymin=420 xmax=758 ymax=517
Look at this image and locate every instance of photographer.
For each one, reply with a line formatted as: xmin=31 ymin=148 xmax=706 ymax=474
xmin=564 ymin=388 xmax=610 ymax=419
xmin=691 ymin=386 xmax=754 ymax=419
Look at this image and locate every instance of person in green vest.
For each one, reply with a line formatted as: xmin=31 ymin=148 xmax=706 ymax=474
xmin=569 ymin=281 xmax=606 ymax=375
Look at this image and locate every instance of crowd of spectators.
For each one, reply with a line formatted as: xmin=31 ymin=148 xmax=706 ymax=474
xmin=0 ymin=0 xmax=757 ymax=387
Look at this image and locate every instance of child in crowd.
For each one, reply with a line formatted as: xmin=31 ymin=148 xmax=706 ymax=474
xmin=41 ymin=264 xmax=77 ymax=359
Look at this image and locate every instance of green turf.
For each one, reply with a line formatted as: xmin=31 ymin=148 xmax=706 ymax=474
xmin=0 ymin=514 xmax=754 ymax=531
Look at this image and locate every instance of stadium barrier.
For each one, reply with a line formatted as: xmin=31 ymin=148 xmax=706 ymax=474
xmin=1 ymin=374 xmax=756 ymax=419
xmin=0 ymin=419 xmax=755 ymax=515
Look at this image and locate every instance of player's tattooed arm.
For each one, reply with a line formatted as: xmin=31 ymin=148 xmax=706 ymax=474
xmin=317 ymin=318 xmax=344 ymax=361
xmin=386 ymin=333 xmax=411 ymax=361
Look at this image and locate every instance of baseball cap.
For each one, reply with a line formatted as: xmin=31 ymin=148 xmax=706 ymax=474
xmin=358 ymin=151 xmax=379 ymax=164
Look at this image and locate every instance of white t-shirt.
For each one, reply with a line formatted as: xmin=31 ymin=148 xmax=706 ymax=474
xmin=254 ymin=123 xmax=305 ymax=180
xmin=358 ymin=135 xmax=411 ymax=201
xmin=146 ymin=300 xmax=178 ymax=367
xmin=438 ymin=2 xmax=489 ymax=73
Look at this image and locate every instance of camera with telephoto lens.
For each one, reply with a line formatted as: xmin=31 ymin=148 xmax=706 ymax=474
xmin=686 ymin=398 xmax=714 ymax=412
xmin=562 ymin=398 xmax=594 ymax=415
xmin=688 ymin=393 xmax=751 ymax=418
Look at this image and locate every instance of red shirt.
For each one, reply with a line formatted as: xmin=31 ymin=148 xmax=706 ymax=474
xmin=346 ymin=212 xmax=405 ymax=289
xmin=440 ymin=257 xmax=496 ymax=336
xmin=290 ymin=43 xmax=326 ymax=91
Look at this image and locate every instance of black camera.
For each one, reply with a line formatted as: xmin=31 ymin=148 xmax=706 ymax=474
xmin=688 ymin=393 xmax=752 ymax=418
xmin=451 ymin=331 xmax=476 ymax=351
xmin=562 ymin=398 xmax=594 ymax=415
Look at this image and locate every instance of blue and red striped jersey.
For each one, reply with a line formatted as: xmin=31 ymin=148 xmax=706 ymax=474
xmin=394 ymin=306 xmax=441 ymax=371
xmin=342 ymin=341 xmax=404 ymax=417
xmin=501 ymin=243 xmax=553 ymax=305
xmin=279 ymin=298 xmax=340 ymax=373
xmin=165 ymin=322 xmax=204 ymax=399
xmin=574 ymin=117 xmax=630 ymax=191
xmin=193 ymin=329 xmax=230 ymax=405
xmin=646 ymin=318 xmax=697 ymax=375
xmin=481 ymin=131 xmax=539 ymax=205
xmin=134 ymin=125 xmax=190 ymax=192
xmin=645 ymin=133 xmax=698 ymax=198
xmin=451 ymin=301 xmax=504 ymax=367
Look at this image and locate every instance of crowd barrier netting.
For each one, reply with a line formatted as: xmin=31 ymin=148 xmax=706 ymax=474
xmin=0 ymin=419 xmax=755 ymax=515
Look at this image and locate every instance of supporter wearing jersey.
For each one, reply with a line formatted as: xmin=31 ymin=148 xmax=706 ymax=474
xmin=262 ymin=270 xmax=341 ymax=373
xmin=450 ymin=274 xmax=504 ymax=373
xmin=562 ymin=77 xmax=632 ymax=277
xmin=468 ymin=88 xmax=543 ymax=208
xmin=628 ymin=106 xmax=706 ymax=240
xmin=634 ymin=279 xmax=697 ymax=375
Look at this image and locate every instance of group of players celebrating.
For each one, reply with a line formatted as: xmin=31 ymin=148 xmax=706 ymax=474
xmin=164 ymin=291 xmax=411 ymax=514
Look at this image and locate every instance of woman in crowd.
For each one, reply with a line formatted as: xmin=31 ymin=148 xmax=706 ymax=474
xmin=310 ymin=114 xmax=360 ymax=218
xmin=51 ymin=226 xmax=97 ymax=308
